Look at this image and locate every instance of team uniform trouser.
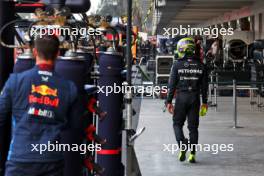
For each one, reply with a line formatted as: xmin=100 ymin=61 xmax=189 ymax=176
xmin=4 ymin=160 xmax=64 ymax=176
xmin=172 ymin=91 xmax=200 ymax=154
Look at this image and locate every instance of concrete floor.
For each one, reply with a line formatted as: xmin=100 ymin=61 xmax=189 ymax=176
xmin=134 ymin=97 xmax=264 ymax=176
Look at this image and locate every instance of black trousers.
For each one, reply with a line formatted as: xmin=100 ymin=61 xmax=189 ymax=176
xmin=173 ymin=91 xmax=200 ymax=154
xmin=4 ymin=160 xmax=64 ymax=176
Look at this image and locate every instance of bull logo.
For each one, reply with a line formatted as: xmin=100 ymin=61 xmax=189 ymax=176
xmin=31 ymin=85 xmax=58 ymax=97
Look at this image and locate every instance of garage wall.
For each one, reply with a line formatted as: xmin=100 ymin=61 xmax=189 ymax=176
xmin=200 ymin=1 xmax=264 ymax=40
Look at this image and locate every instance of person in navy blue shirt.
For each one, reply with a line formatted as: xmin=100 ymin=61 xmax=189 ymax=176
xmin=0 ymin=35 xmax=79 ymax=176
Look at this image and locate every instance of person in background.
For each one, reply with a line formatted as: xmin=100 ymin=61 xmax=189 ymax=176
xmin=166 ymin=37 xmax=208 ymax=163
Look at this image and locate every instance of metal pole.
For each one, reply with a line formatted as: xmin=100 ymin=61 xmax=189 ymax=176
xmin=125 ymin=0 xmax=133 ymax=175
xmin=233 ymin=79 xmax=237 ymax=128
xmin=126 ymin=0 xmax=132 ymax=86
xmin=214 ymin=73 xmax=218 ymax=111
xmin=0 ymin=1 xmax=15 ymax=88
xmin=208 ymin=75 xmax=212 ymax=103
xmin=250 ymin=89 xmax=253 ymax=111
xmin=125 ymin=0 xmax=133 ymax=130
xmin=257 ymin=94 xmax=260 ymax=110
xmin=0 ymin=2 xmax=15 ymax=175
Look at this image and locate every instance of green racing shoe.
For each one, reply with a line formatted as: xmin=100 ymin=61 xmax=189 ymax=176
xmin=188 ymin=154 xmax=196 ymax=163
xmin=178 ymin=151 xmax=186 ymax=162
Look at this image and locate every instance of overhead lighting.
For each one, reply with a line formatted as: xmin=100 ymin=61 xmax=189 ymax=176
xmin=112 ymin=0 xmax=118 ymax=6
xmin=108 ymin=0 xmax=118 ymax=6
xmin=157 ymin=0 xmax=166 ymax=7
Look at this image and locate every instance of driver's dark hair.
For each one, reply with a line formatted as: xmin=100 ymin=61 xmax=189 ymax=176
xmin=34 ymin=35 xmax=60 ymax=60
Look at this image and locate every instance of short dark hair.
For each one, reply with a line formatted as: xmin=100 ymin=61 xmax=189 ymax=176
xmin=34 ymin=35 xmax=60 ymax=60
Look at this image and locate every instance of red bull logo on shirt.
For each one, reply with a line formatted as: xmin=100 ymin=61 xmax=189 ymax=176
xmin=31 ymin=85 xmax=58 ymax=97
xmin=29 ymin=95 xmax=59 ymax=107
xmin=29 ymin=84 xmax=59 ymax=107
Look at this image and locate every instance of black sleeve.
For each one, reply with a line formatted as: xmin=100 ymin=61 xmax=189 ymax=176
xmin=201 ymin=64 xmax=208 ymax=104
xmin=166 ymin=62 xmax=178 ymax=104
